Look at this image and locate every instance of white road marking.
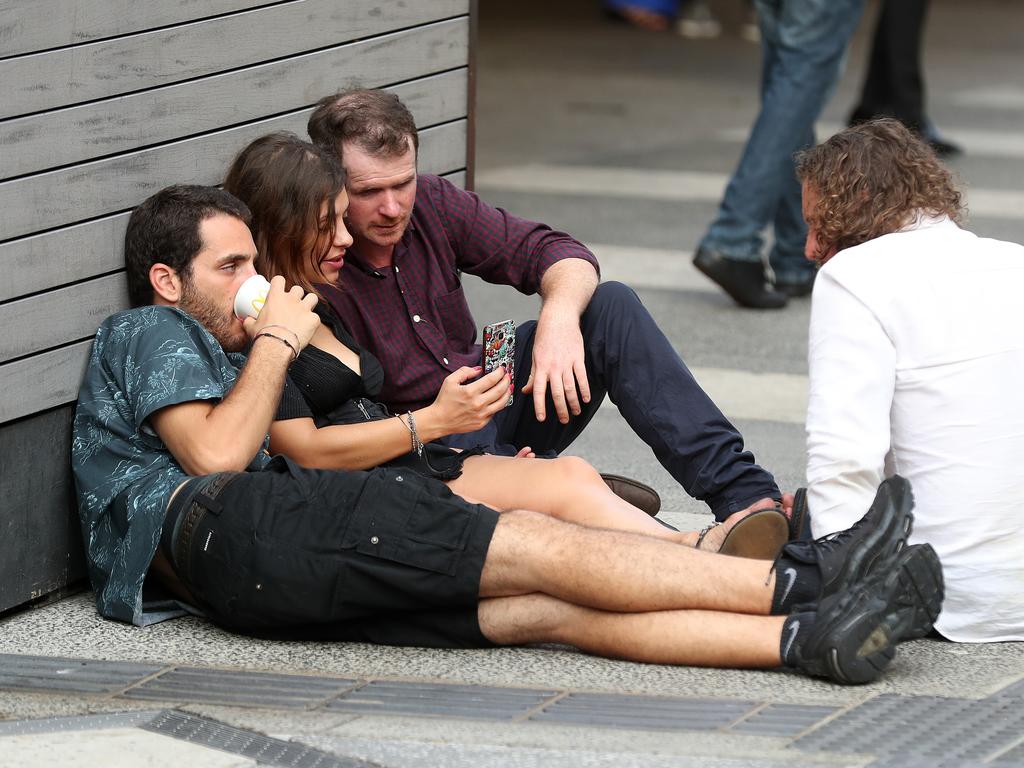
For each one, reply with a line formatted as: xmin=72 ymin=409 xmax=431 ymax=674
xmin=477 ymin=163 xmax=1024 ymax=220
xmin=601 ymin=365 xmax=809 ymax=425
xmin=586 ymin=243 xmax=713 ymax=292
xmin=721 ymin=123 xmax=1024 ymax=160
xmin=950 ymin=86 xmax=1024 ymax=111
xmin=477 ymin=165 xmax=729 ymax=201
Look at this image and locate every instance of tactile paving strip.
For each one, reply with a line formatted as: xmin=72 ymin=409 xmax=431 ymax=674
xmin=792 ymin=694 xmax=1024 ymax=763
xmin=325 ymin=680 xmax=559 ymax=720
xmin=141 ymin=710 xmax=370 ymax=767
xmin=0 ymin=653 xmax=163 ymax=693
xmin=729 ymin=704 xmax=838 ymax=737
xmin=122 ymin=666 xmax=358 ymax=709
xmin=531 ymin=692 xmax=757 ymax=731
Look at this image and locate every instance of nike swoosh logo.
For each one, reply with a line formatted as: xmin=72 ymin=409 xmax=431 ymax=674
xmin=782 ymin=619 xmax=800 ymax=662
xmin=779 ymin=567 xmax=797 ymax=605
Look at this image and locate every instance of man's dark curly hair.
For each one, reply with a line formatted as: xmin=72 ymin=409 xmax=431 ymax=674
xmin=795 ymin=118 xmax=964 ymax=263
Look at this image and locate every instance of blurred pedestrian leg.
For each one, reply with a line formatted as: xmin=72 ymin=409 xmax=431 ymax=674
xmin=695 ymin=0 xmax=866 ymax=308
xmin=848 ymin=0 xmax=961 ymax=156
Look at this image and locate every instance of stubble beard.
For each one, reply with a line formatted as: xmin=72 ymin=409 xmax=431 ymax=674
xmin=179 ymin=279 xmax=247 ymax=353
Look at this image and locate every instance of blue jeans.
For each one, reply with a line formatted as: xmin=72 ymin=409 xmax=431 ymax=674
xmin=441 ymin=282 xmax=780 ymax=521
xmin=699 ymin=0 xmax=865 ymax=284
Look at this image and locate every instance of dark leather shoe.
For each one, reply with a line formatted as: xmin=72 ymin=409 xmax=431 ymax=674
xmin=693 ymin=247 xmax=788 ymax=309
xmin=775 ymin=274 xmax=816 ymax=298
xmin=601 ymin=473 xmax=661 ymax=516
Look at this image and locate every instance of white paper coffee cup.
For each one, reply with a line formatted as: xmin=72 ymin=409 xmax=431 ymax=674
xmin=233 ymin=275 xmax=271 ymax=319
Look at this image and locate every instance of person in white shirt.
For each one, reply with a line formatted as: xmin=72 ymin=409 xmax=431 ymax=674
xmin=795 ymin=118 xmax=1024 ymax=643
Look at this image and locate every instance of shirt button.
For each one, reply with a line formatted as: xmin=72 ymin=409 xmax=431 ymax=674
xmin=370 ymin=536 xmax=379 ymax=545
xmin=413 ymin=314 xmax=421 ymax=323
xmin=443 ymin=357 xmax=449 ymax=365
xmin=394 ymin=266 xmax=400 ymax=273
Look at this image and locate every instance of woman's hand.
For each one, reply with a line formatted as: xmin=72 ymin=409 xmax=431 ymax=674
xmin=422 ymin=365 xmax=512 ymax=437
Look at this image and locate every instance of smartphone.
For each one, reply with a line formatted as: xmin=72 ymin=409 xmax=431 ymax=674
xmin=482 ymin=319 xmax=516 ymax=407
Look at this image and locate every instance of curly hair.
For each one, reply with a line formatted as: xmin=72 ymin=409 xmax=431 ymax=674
xmin=795 ymin=118 xmax=964 ymax=263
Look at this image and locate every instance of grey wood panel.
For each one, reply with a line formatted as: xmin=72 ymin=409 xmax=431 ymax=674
xmin=0 ymin=169 xmax=468 ymax=417
xmin=0 ymin=0 xmax=267 ymax=58
xmin=0 ymin=274 xmax=127 ymax=364
xmin=0 ymin=342 xmax=91 ymax=424
xmin=0 ymin=406 xmax=85 ymax=614
xmin=0 ymin=71 xmax=467 ymax=301
xmin=0 ymin=214 xmax=129 ymax=304
xmin=0 ymin=116 xmax=467 ymax=242
xmin=1 ymin=0 xmax=468 ymax=118
xmin=1 ymin=20 xmax=468 ymax=179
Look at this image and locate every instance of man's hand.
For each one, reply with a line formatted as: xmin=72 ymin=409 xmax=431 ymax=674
xmin=522 ymin=308 xmax=590 ymax=423
xmin=423 ymin=365 xmax=512 ymax=436
xmin=242 ymin=276 xmax=320 ymax=352
xmin=528 ymin=258 xmax=598 ymax=423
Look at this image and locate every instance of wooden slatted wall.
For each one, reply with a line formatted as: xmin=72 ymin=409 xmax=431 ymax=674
xmin=0 ymin=0 xmax=475 ymax=612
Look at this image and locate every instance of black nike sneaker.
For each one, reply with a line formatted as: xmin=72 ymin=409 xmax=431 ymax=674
xmin=781 ymin=476 xmax=915 ymax=604
xmin=791 ymin=543 xmax=944 ymax=685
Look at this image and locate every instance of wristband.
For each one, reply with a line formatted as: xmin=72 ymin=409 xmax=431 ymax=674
xmin=254 ymin=331 xmax=298 ymax=361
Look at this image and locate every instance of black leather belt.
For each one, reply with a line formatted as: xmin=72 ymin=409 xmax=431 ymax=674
xmin=173 ymin=472 xmax=240 ymax=579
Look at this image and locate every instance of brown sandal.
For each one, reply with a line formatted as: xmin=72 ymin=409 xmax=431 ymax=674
xmin=696 ymin=508 xmax=790 ymax=560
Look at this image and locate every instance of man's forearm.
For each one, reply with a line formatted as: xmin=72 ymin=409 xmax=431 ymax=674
xmin=166 ymin=336 xmax=293 ymax=474
xmin=209 ymin=335 xmax=292 ymax=456
xmin=538 ymin=259 xmax=599 ymax=319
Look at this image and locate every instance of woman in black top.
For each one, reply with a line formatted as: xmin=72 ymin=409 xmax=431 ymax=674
xmin=223 ymin=133 xmax=787 ymax=554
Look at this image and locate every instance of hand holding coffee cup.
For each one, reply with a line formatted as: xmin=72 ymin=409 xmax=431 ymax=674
xmin=242 ymin=275 xmax=320 ymax=353
xmin=234 ymin=274 xmax=271 ymax=319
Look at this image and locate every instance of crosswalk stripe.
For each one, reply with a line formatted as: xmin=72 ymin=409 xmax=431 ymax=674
xmin=477 ymin=164 xmax=1024 ymax=221
xmin=950 ymin=86 xmax=1024 ymax=111
xmin=599 ymin=365 xmax=809 ymax=425
xmin=586 ymin=244 xmax=715 ymax=292
xmin=477 ymin=165 xmax=727 ymax=201
xmin=721 ymin=123 xmax=1024 ymax=160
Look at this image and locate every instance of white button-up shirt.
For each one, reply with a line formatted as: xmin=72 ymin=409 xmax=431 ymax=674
xmin=806 ymin=215 xmax=1024 ymax=642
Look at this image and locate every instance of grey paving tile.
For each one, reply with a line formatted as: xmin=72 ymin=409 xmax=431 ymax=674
xmin=325 ymin=680 xmax=557 ymax=720
xmin=729 ymin=703 xmax=838 ymax=737
xmin=0 ymin=653 xmax=164 ymax=694
xmin=532 ymin=693 xmax=757 ymax=732
xmin=121 ymin=667 xmax=357 ymax=709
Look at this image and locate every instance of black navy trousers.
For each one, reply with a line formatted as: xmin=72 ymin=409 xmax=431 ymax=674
xmin=442 ymin=281 xmax=780 ymax=521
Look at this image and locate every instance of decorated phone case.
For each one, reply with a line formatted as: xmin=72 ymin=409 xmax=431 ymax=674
xmin=482 ymin=319 xmax=516 ymax=407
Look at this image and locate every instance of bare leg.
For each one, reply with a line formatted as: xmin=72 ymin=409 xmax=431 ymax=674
xmin=480 ymin=509 xmax=776 ymax=615
xmin=479 ymin=594 xmax=785 ymax=668
xmin=449 ymin=454 xmax=686 ymax=541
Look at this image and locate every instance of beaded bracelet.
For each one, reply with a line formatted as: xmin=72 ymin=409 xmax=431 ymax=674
xmin=254 ymin=331 xmax=298 ymax=361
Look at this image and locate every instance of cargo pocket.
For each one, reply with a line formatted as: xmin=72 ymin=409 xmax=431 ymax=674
xmin=232 ymin=543 xmax=342 ymax=627
xmin=346 ymin=469 xmax=476 ymax=576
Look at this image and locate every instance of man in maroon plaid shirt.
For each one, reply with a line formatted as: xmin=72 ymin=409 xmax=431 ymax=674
xmin=308 ymin=89 xmax=783 ymax=524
